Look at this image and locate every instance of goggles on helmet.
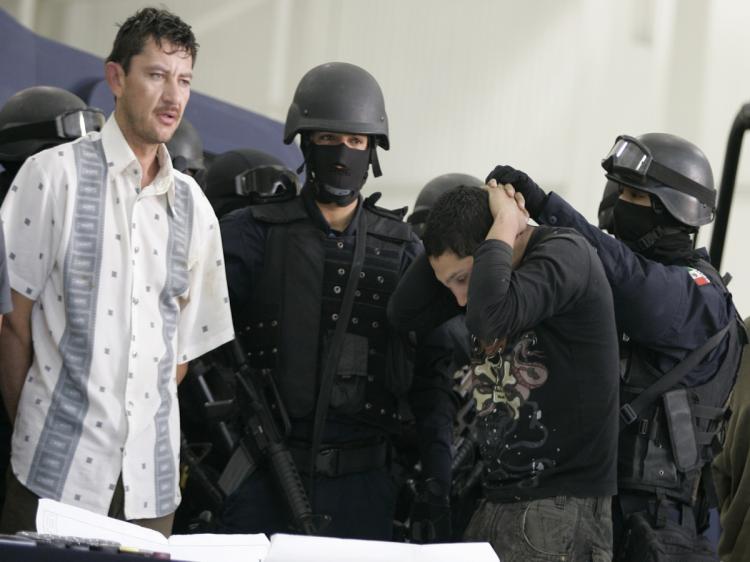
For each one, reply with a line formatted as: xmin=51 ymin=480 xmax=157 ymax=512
xmin=55 ymin=108 xmax=106 ymax=138
xmin=601 ymin=135 xmax=713 ymax=204
xmin=0 ymin=108 xmax=106 ymax=144
xmin=234 ymin=165 xmax=298 ymax=202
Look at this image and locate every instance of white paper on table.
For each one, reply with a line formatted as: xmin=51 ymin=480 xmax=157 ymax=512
xmin=36 ymin=498 xmax=269 ymax=562
xmin=263 ymin=533 xmax=499 ymax=562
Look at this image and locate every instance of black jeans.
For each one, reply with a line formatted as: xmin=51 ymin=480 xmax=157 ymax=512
xmin=464 ymin=495 xmax=613 ymax=561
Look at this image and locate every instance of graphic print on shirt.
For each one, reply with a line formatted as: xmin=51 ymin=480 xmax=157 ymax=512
xmin=468 ymin=331 xmax=553 ymax=489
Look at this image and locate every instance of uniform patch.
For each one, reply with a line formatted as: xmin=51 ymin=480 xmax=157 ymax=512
xmin=687 ymin=268 xmax=710 ymax=286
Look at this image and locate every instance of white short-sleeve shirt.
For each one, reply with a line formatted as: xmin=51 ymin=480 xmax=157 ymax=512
xmin=0 ymin=115 xmax=234 ymax=519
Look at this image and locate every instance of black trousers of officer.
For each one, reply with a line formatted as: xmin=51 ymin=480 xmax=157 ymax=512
xmin=219 ymin=464 xmax=398 ymax=540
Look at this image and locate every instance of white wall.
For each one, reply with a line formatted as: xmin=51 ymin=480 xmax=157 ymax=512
xmin=2 ymin=0 xmax=749 ymax=316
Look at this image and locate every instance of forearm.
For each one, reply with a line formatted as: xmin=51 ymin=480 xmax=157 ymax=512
xmin=388 ymin=253 xmax=460 ymax=335
xmin=466 ymin=239 xmax=514 ymax=342
xmin=176 ymin=362 xmax=188 ymax=385
xmin=485 ymin=213 xmax=518 ymax=247
xmin=540 ymin=192 xmax=630 ymax=280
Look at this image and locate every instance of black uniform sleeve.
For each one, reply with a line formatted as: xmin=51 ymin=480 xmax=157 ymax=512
xmin=539 ymin=192 xmax=731 ymax=352
xmin=219 ymin=207 xmax=267 ymax=322
xmin=387 ymin=252 xmax=462 ymax=336
xmin=408 ymin=318 xmax=464 ymax=489
xmin=391 ymin=235 xmax=461 ymax=490
xmin=466 ymin=233 xmax=592 ymax=344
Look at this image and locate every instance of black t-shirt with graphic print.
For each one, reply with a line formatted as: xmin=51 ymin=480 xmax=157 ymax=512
xmin=388 ymin=225 xmax=620 ymax=502
xmin=466 ymin=226 xmax=619 ymax=501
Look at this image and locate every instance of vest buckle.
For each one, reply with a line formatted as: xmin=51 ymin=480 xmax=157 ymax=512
xmin=620 ymin=403 xmax=638 ymax=426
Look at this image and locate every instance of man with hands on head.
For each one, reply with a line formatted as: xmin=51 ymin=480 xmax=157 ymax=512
xmin=486 ymin=133 xmax=745 ymax=557
xmin=388 ymin=180 xmax=619 ymax=561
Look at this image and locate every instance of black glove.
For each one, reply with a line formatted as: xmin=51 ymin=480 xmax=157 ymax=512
xmin=409 ymin=478 xmax=451 ymax=543
xmin=485 ymin=164 xmax=547 ymax=218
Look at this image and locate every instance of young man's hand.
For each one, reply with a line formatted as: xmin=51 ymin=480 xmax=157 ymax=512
xmin=485 ymin=164 xmax=547 ymax=218
xmin=486 ymin=179 xmax=529 ymax=243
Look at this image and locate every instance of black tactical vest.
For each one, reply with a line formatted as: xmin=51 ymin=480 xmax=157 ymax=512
xmin=617 ymin=259 xmax=745 ymax=505
xmin=238 ymin=195 xmax=415 ymax=433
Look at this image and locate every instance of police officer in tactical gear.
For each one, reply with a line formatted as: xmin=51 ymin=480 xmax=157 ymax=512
xmin=166 ymin=117 xmax=206 ymax=189
xmin=218 ymin=62 xmax=451 ymax=540
xmin=486 ymin=132 xmax=745 ymax=559
xmin=0 ymin=86 xmax=104 ymax=202
xmin=204 ymin=148 xmax=298 ymax=219
xmin=404 ymin=173 xmax=482 ymax=542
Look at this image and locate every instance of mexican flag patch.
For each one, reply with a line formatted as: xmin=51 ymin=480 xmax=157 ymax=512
xmin=687 ymin=268 xmax=710 ymax=286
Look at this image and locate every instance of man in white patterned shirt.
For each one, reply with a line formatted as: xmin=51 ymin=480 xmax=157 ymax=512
xmin=0 ymin=7 xmax=233 ymax=536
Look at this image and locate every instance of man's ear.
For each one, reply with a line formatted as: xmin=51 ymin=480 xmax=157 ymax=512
xmin=105 ymin=61 xmax=125 ymax=99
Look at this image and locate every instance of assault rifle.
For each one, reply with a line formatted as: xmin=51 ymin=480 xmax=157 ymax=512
xmin=218 ymin=340 xmax=326 ymax=535
xmin=450 ymin=364 xmax=484 ymax=504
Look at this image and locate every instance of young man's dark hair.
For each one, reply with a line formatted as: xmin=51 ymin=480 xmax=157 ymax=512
xmin=422 ymin=186 xmax=493 ymax=258
xmin=106 ymin=7 xmax=199 ymax=72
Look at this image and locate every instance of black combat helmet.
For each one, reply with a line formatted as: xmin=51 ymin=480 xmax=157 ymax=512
xmin=205 ymin=148 xmax=298 ymax=218
xmin=597 ymin=180 xmax=620 ymax=233
xmin=601 ymin=132 xmax=715 ymax=228
xmin=0 ymin=86 xmax=105 ymax=162
xmin=284 ymin=62 xmax=389 ymax=150
xmin=167 ymin=117 xmax=205 ymax=174
xmin=408 ymin=173 xmax=484 ymax=236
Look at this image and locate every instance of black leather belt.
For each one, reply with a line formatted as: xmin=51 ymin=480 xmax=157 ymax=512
xmin=289 ymin=439 xmax=389 ymax=477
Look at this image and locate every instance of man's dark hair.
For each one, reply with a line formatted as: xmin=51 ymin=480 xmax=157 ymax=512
xmin=106 ymin=7 xmax=198 ymax=73
xmin=422 ymin=185 xmax=493 ymax=258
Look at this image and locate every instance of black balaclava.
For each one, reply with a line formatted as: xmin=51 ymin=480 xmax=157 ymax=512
xmin=303 ymin=140 xmax=371 ymax=206
xmin=613 ymin=197 xmax=699 ymax=265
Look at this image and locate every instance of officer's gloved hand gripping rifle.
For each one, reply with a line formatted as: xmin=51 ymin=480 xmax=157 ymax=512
xmin=219 ymin=339 xmax=328 ymax=535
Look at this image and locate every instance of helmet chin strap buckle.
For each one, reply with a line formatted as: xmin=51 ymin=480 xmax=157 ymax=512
xmin=633 ymin=227 xmax=664 ymax=252
xmin=311 ymin=180 xmax=358 ymax=207
xmin=322 ymin=184 xmax=354 ymax=198
xmin=630 ymin=225 xmax=691 ymax=253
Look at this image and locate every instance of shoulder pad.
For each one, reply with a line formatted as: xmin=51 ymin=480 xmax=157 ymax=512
xmin=247 ymin=196 xmax=307 ymax=224
xmin=364 ymin=209 xmax=414 ymax=243
xmin=364 ymin=192 xmax=409 ymax=221
xmin=533 ymin=225 xmax=582 ymax=245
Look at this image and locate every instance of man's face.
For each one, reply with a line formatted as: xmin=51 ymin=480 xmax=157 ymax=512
xmin=108 ymin=37 xmax=193 ymax=149
xmin=429 ymin=250 xmax=474 ymax=307
xmin=618 ymin=185 xmax=651 ymax=207
xmin=310 ymin=131 xmax=368 ymax=151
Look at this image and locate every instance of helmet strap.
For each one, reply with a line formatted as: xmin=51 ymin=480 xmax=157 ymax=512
xmin=631 ymin=225 xmax=678 ymax=252
xmin=297 ymin=134 xmax=311 ymax=174
xmin=369 ymin=137 xmax=382 ymax=177
xmin=628 ymin=225 xmax=699 ymax=265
